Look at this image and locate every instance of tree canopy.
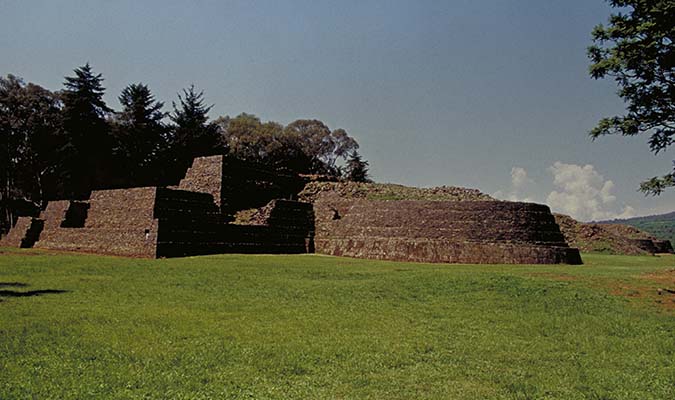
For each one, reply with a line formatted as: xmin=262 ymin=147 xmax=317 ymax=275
xmin=219 ymin=114 xmax=360 ymax=177
xmin=113 ymin=83 xmax=168 ymax=182
xmin=588 ymin=0 xmax=675 ymax=194
xmin=0 ymin=75 xmax=61 ymax=229
xmin=60 ymin=63 xmax=113 ymax=197
xmin=0 ymin=65 xmax=370 ymax=234
xmin=344 ymin=151 xmax=371 ymax=183
xmin=283 ymin=119 xmax=358 ymax=176
xmin=170 ymin=85 xmax=222 ymax=164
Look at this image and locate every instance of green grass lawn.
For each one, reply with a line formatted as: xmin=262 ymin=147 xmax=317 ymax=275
xmin=1 ymin=249 xmax=674 ymax=399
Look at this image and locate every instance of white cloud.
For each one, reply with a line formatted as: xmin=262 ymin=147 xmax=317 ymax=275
xmin=546 ymin=161 xmax=636 ymax=222
xmin=494 ymin=162 xmax=637 ymax=221
xmin=511 ymin=167 xmax=532 ymax=190
xmin=493 ymin=166 xmax=535 ymax=202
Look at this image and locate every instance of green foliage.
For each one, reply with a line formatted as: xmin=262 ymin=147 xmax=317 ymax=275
xmin=60 ymin=63 xmax=114 ymax=197
xmin=344 ymin=151 xmax=371 ymax=182
xmin=0 ymin=65 xmax=372 ymax=230
xmin=1 ymin=251 xmax=674 ymax=399
xmin=112 ymin=83 xmax=168 ymax=182
xmin=284 ymin=119 xmax=358 ymax=176
xmin=117 ymin=83 xmax=166 ymax=136
xmin=62 ymin=64 xmax=110 ymax=117
xmin=0 ymin=75 xmax=61 ymax=230
xmin=218 ymin=113 xmax=307 ymax=171
xmin=605 ymin=211 xmax=675 ymax=244
xmin=588 ymin=0 xmax=675 ymax=194
xmin=170 ymin=85 xmax=223 ymax=161
xmin=218 ymin=114 xmax=363 ymax=177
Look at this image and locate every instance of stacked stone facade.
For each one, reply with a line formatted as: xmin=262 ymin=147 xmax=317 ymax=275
xmin=1 ymin=155 xmax=583 ymax=264
xmin=33 ymin=188 xmax=159 ymax=257
xmin=0 ymin=217 xmax=34 ymax=247
xmin=3 ymin=186 xmax=314 ymax=258
xmin=313 ymin=194 xmax=582 ymax=264
xmin=171 ymin=155 xmax=223 ymax=210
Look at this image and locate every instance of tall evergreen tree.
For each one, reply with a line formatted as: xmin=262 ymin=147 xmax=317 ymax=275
xmin=344 ymin=151 xmax=371 ymax=182
xmin=169 ymin=85 xmax=222 ymax=166
xmin=113 ymin=83 xmax=167 ymax=184
xmin=0 ymin=75 xmax=61 ymax=232
xmin=60 ymin=63 xmax=112 ymax=197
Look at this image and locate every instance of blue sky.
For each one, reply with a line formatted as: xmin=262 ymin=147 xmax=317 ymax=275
xmin=1 ymin=0 xmax=673 ymax=220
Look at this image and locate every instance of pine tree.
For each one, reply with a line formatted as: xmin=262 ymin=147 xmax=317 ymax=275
xmin=60 ymin=63 xmax=112 ymax=197
xmin=169 ymin=85 xmax=222 ymax=166
xmin=344 ymin=151 xmax=371 ymax=182
xmin=114 ymin=83 xmax=167 ymax=183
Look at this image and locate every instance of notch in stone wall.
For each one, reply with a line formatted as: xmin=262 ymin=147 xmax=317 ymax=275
xmin=60 ymin=201 xmax=90 ymax=228
xmin=220 ymin=156 xmax=306 ymax=215
xmin=21 ymin=218 xmax=44 ymax=248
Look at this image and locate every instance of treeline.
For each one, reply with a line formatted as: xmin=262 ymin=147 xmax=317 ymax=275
xmin=0 ymin=64 xmax=370 ymax=233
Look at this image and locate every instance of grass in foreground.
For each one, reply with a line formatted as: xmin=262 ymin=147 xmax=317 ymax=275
xmin=1 ymin=249 xmax=674 ymax=399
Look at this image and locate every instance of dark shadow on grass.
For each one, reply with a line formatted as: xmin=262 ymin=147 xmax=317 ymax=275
xmin=0 ymin=282 xmax=29 ymax=288
xmin=0 ymin=289 xmax=68 ymax=298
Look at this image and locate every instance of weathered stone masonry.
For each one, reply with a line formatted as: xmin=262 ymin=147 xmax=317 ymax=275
xmin=1 ymin=187 xmax=314 ymax=258
xmin=313 ymin=194 xmax=582 ymax=264
xmin=33 ymin=188 xmax=159 ymax=257
xmin=1 ymin=155 xmax=582 ymax=264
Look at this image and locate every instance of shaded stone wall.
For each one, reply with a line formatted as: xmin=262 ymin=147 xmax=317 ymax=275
xmin=155 ymin=198 xmax=314 ymax=257
xmin=654 ymin=240 xmax=674 ymax=253
xmin=5 ymin=186 xmax=315 ymax=259
xmin=220 ymin=157 xmax=304 ymax=215
xmin=172 ymin=155 xmax=223 ymax=210
xmin=313 ymin=194 xmax=581 ymax=264
xmin=170 ymin=155 xmax=305 ymax=217
xmin=0 ymin=217 xmax=33 ymax=247
xmin=34 ymin=188 xmax=159 ymax=257
xmin=155 ymin=224 xmax=313 ymax=257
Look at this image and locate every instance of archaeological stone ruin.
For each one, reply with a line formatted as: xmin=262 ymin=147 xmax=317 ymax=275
xmin=554 ymin=214 xmax=674 ymax=256
xmin=0 ymin=155 xmax=587 ymax=264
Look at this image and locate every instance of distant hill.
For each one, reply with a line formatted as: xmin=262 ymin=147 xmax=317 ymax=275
xmin=599 ymin=211 xmax=675 ymax=245
xmin=555 ymin=214 xmax=673 ymax=255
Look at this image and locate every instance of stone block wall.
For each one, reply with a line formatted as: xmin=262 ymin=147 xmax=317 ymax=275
xmin=155 ymin=197 xmax=314 ymax=257
xmin=252 ymin=200 xmax=315 ymax=229
xmin=155 ymin=224 xmax=313 ymax=257
xmin=170 ymin=155 xmax=305 ymax=217
xmin=0 ymin=155 xmax=587 ymax=264
xmin=220 ymin=157 xmax=305 ymax=214
xmin=0 ymin=217 xmax=33 ymax=247
xmin=34 ymin=188 xmax=159 ymax=257
xmin=172 ymin=155 xmax=223 ymax=210
xmin=626 ymin=238 xmax=659 ymax=254
xmin=313 ymin=194 xmax=582 ymax=264
xmin=7 ymin=185 xmax=315 ymax=259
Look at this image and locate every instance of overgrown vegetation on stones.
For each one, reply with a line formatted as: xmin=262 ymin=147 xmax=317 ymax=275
xmin=298 ymin=181 xmax=493 ymax=203
xmin=554 ymin=213 xmax=673 ymax=255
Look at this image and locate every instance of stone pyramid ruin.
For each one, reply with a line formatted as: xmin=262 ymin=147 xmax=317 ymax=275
xmin=1 ymin=155 xmax=583 ymax=264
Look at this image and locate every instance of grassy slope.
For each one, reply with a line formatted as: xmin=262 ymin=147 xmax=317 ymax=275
xmin=627 ymin=219 xmax=675 ymax=244
xmin=1 ymin=249 xmax=674 ymax=399
xmin=602 ymin=211 xmax=675 ymax=244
